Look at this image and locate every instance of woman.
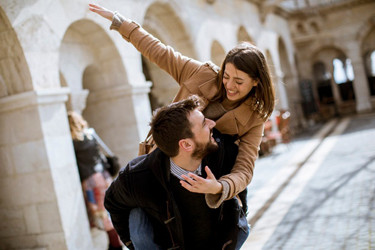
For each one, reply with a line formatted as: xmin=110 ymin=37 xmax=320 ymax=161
xmin=68 ymin=111 xmax=122 ymax=250
xmin=89 ymin=3 xmax=275 ymax=207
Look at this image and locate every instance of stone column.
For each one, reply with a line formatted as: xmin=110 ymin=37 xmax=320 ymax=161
xmin=276 ymin=69 xmax=290 ymax=111
xmin=131 ymin=81 xmax=153 ymax=140
xmin=70 ymin=89 xmax=90 ymax=114
xmin=0 ymin=88 xmax=93 ymax=250
xmin=326 ymin=62 xmax=342 ymax=107
xmin=346 ymin=41 xmax=372 ymax=112
xmin=287 ymin=73 xmax=305 ymax=129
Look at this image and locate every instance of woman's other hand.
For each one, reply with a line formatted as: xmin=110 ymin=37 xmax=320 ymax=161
xmin=89 ymin=3 xmax=114 ymax=21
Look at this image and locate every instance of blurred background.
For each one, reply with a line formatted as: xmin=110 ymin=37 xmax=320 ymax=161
xmin=0 ymin=0 xmax=374 ymax=249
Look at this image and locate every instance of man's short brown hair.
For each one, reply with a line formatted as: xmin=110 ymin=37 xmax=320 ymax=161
xmin=150 ymin=95 xmax=204 ymax=157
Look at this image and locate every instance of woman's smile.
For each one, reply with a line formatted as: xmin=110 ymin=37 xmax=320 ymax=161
xmin=223 ymin=62 xmax=258 ymax=101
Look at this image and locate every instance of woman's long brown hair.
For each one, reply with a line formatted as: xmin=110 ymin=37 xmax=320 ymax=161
xmin=213 ymin=42 xmax=276 ymax=122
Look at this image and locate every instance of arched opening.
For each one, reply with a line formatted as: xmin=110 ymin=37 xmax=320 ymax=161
xmin=143 ymin=2 xmax=197 ymax=111
xmin=59 ymin=19 xmax=142 ymax=246
xmin=211 ymin=40 xmax=226 ymax=66
xmin=59 ymin=18 xmax=140 ymax=190
xmin=312 ymin=47 xmax=356 ymax=117
xmin=59 ymin=20 xmax=129 ymax=112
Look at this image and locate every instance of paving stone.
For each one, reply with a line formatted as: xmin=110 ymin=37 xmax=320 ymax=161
xmin=244 ymin=114 xmax=375 ymax=250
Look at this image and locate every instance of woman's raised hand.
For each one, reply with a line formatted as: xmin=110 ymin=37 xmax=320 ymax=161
xmin=89 ymin=3 xmax=114 ymax=21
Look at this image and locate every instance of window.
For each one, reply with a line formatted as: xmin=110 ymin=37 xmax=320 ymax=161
xmin=333 ymin=58 xmax=354 ymax=84
xmin=333 ymin=59 xmax=346 ymax=84
xmin=371 ymin=51 xmax=375 ymax=76
xmin=364 ymin=50 xmax=375 ymax=95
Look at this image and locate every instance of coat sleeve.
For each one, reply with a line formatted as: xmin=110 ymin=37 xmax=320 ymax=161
xmin=219 ymin=122 xmax=264 ymax=199
xmin=104 ymin=167 xmax=137 ymax=249
xmin=117 ymin=17 xmax=203 ymax=86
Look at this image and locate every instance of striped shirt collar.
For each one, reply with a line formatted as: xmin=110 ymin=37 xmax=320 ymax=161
xmin=170 ymin=158 xmax=202 ymax=180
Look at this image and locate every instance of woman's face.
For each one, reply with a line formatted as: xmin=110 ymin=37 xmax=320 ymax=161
xmin=223 ymin=62 xmax=258 ymax=102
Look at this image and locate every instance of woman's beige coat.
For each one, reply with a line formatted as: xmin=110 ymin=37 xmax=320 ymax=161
xmin=118 ymin=19 xmax=265 ymax=202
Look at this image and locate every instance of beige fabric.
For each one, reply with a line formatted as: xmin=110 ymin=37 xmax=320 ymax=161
xmin=203 ymin=100 xmax=227 ymax=121
xmin=109 ymin=11 xmax=124 ymax=31
xmin=116 ymin=18 xmax=264 ymax=205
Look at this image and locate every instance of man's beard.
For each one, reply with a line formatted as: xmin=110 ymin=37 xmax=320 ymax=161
xmin=191 ymin=137 xmax=219 ymax=160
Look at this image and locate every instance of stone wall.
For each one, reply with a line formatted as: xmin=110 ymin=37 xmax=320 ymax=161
xmin=290 ymin=0 xmax=375 ymax=116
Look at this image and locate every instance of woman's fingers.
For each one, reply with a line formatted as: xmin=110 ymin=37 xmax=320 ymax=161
xmin=181 ymin=174 xmax=196 ymax=185
xmin=88 ymin=3 xmax=102 ymax=11
xmin=180 ymin=180 xmax=195 ymax=192
xmin=188 ymin=173 xmax=204 ymax=182
xmin=88 ymin=3 xmax=113 ymax=21
xmin=204 ymin=166 xmax=216 ymax=180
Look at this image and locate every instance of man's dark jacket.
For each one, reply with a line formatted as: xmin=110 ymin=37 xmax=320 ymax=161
xmin=104 ymin=129 xmax=247 ymax=250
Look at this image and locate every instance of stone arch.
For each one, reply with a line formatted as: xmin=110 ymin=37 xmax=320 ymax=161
xmin=59 ymin=19 xmax=128 ymax=92
xmin=312 ymin=47 xmax=356 ymax=116
xmin=142 ymin=1 xmax=197 ymax=110
xmin=195 ymin=19 xmax=237 ymax=62
xmin=237 ymin=26 xmax=255 ymax=45
xmin=59 ymin=18 xmax=139 ymax=167
xmin=361 ymin=26 xmax=375 ymax=55
xmin=309 ymin=40 xmax=349 ymax=62
xmin=0 ymin=7 xmax=32 ymax=97
xmin=211 ymin=40 xmax=226 ymax=67
xmin=357 ymin=15 xmax=375 ymax=44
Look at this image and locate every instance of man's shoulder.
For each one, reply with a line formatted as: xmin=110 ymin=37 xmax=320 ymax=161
xmin=122 ymin=148 xmax=164 ymax=174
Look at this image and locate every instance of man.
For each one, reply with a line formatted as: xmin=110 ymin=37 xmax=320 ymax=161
xmin=104 ymin=95 xmax=248 ymax=250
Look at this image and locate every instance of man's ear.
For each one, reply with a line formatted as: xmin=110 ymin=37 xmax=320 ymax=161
xmin=179 ymin=138 xmax=194 ymax=152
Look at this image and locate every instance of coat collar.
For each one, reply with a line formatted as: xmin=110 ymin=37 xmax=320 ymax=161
xmin=146 ymin=148 xmax=170 ymax=192
xmin=231 ymin=97 xmax=254 ymax=126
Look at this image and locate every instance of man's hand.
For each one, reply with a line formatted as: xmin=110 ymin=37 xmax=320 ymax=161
xmin=180 ymin=166 xmax=223 ymax=194
xmin=89 ymin=3 xmax=114 ymax=21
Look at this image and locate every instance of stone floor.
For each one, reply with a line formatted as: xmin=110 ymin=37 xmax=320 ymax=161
xmin=243 ymin=112 xmax=375 ymax=250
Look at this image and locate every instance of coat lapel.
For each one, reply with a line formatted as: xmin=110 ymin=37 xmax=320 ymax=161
xmin=214 ymin=98 xmax=254 ymax=135
xmin=147 ymin=149 xmax=171 ymax=192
